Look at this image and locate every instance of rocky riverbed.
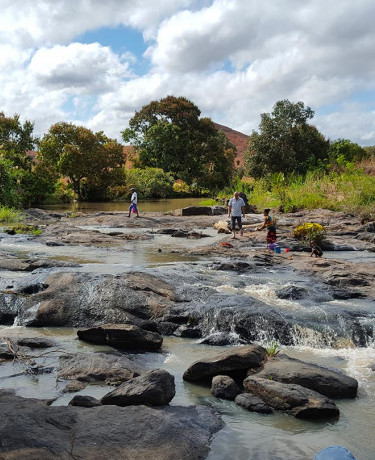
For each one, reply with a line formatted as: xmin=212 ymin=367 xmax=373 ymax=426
xmin=0 ymin=206 xmax=374 ymax=459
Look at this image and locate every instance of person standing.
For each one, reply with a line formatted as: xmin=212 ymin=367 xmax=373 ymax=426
xmin=128 ymin=187 xmax=139 ymax=218
xmin=257 ymin=208 xmax=277 ymax=246
xmin=228 ymin=191 xmax=246 ymax=239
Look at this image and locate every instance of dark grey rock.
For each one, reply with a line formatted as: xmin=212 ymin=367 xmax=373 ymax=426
xmin=157 ymin=321 xmax=179 ymax=335
xmin=200 ymin=333 xmax=246 ymax=346
xmin=77 ymin=324 xmax=163 ymax=351
xmin=275 ymin=285 xmax=308 ymax=300
xmin=0 ymin=341 xmax=14 ymax=360
xmin=173 ymin=325 xmax=202 ymax=338
xmin=243 ymin=376 xmax=339 ymax=419
xmin=0 ymin=391 xmax=223 ymax=459
xmin=62 ymin=380 xmax=88 ymax=393
xmin=69 ymin=395 xmax=102 ymax=407
xmin=101 ymin=369 xmax=175 ymax=407
xmin=17 ymin=337 xmax=55 ymax=349
xmin=211 ymin=375 xmax=241 ymax=400
xmin=255 ymin=354 xmax=358 ymax=398
xmin=58 ymin=352 xmax=142 ymax=384
xmin=183 ymin=345 xmax=266 ymax=382
xmin=235 ymin=393 xmax=273 ymax=414
xmin=211 ymin=206 xmax=228 ymax=215
xmin=181 ymin=206 xmax=212 ymax=216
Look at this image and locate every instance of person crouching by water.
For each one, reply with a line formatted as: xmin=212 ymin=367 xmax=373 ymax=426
xmin=228 ymin=191 xmax=246 ymax=239
xmin=128 ymin=187 xmax=139 ymax=218
xmin=311 ymin=240 xmax=323 ymax=257
xmin=257 ymin=208 xmax=277 ymax=246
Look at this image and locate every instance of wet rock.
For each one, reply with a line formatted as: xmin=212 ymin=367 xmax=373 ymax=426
xmin=69 ymin=395 xmax=102 ymax=407
xmin=17 ymin=337 xmax=55 ymax=348
xmin=62 ymin=380 xmax=88 ymax=393
xmin=173 ymin=325 xmax=202 ymax=338
xmin=235 ymin=393 xmax=273 ymax=414
xmin=101 ymin=369 xmax=175 ymax=407
xmin=243 ymin=376 xmax=339 ymax=419
xmin=0 ymin=391 xmax=223 ymax=459
xmin=0 ymin=341 xmax=14 ymax=360
xmin=77 ymin=324 xmax=163 ymax=351
xmin=210 ymin=375 xmax=241 ymax=400
xmin=255 ymin=354 xmax=358 ymax=398
xmin=331 ymin=288 xmax=365 ymax=299
xmin=200 ymin=333 xmax=246 ymax=346
xmin=15 ymin=283 xmax=49 ymax=295
xmin=24 ymin=208 xmax=64 ymax=220
xmin=275 ymin=285 xmax=308 ymax=300
xmin=57 ymin=352 xmax=142 ymax=384
xmin=157 ymin=321 xmax=179 ymax=335
xmin=183 ymin=345 xmax=266 ymax=382
xmin=212 ymin=261 xmax=253 ymax=272
xmin=45 ymin=241 xmax=66 ymax=246
xmin=182 ymin=206 xmax=212 ymax=216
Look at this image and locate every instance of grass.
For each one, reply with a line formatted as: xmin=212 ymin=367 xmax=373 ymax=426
xmin=5 ymin=224 xmax=42 ymax=235
xmin=246 ymin=169 xmax=375 ymax=221
xmin=265 ymin=340 xmax=280 ymax=358
xmin=0 ymin=206 xmax=22 ymax=223
xmin=199 ymin=199 xmax=218 ymax=206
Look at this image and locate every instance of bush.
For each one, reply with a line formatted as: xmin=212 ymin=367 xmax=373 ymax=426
xmin=0 ymin=206 xmax=22 ymax=223
xmin=199 ymin=199 xmax=218 ymax=206
xmin=293 ymin=222 xmax=326 ymax=244
xmin=126 ymin=168 xmax=174 ymax=199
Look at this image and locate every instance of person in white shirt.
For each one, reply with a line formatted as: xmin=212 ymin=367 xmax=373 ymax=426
xmin=128 ymin=187 xmax=139 ymax=217
xmin=228 ymin=191 xmax=246 ymax=239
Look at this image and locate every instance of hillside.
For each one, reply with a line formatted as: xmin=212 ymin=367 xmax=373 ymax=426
xmin=213 ymin=122 xmax=249 ymax=167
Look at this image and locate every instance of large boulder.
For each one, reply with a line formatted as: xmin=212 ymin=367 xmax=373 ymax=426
xmin=101 ymin=369 xmax=175 ymax=406
xmin=77 ymin=324 xmax=163 ymax=351
xmin=181 ymin=206 xmax=212 ymax=216
xmin=243 ymin=376 xmax=339 ymax=419
xmin=183 ymin=345 xmax=266 ymax=382
xmin=255 ymin=354 xmax=358 ymax=398
xmin=235 ymin=393 xmax=273 ymax=414
xmin=0 ymin=391 xmax=223 ymax=459
xmin=57 ymin=352 xmax=142 ymax=384
xmin=210 ymin=375 xmax=241 ymax=400
xmin=69 ymin=395 xmax=102 ymax=408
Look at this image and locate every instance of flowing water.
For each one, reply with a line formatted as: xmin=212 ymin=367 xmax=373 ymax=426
xmin=1 ymin=222 xmax=375 ymax=459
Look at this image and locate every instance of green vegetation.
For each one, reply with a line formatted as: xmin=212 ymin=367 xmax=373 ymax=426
xmin=0 ymin=206 xmax=22 ymax=223
xmin=199 ymin=199 xmax=218 ymax=206
xmin=123 ymin=95 xmax=235 ymax=192
xmin=244 ymin=100 xmax=329 ymax=177
xmin=293 ymin=222 xmax=326 ymax=245
xmin=6 ymin=224 xmax=41 ymax=235
xmin=265 ymin=340 xmax=280 ymax=357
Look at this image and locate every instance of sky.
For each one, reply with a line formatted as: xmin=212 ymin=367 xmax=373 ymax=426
xmin=1 ymin=0 xmax=375 ymax=145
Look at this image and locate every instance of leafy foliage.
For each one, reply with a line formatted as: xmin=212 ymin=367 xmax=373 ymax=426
xmin=328 ymin=139 xmax=367 ymax=165
xmin=293 ymin=222 xmax=326 ymax=244
xmin=0 ymin=206 xmax=22 ymax=223
xmin=245 ymin=100 xmax=329 ymax=177
xmin=126 ymin=168 xmax=174 ymax=198
xmin=122 ymin=95 xmax=235 ymax=191
xmin=39 ymin=123 xmax=124 ymax=200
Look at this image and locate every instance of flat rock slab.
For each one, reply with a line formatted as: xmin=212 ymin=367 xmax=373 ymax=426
xmin=235 ymin=393 xmax=273 ymax=414
xmin=243 ymin=376 xmax=339 ymax=419
xmin=77 ymin=324 xmax=163 ymax=351
xmin=101 ymin=369 xmax=175 ymax=406
xmin=17 ymin=337 xmax=55 ymax=349
xmin=255 ymin=354 xmax=358 ymax=398
xmin=0 ymin=391 xmax=223 ymax=460
xmin=183 ymin=345 xmax=266 ymax=382
xmin=58 ymin=352 xmax=143 ymax=384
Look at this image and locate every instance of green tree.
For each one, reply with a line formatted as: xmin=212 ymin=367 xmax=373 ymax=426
xmin=39 ymin=123 xmax=125 ymax=200
xmin=328 ymin=139 xmax=367 ymax=164
xmin=122 ymin=96 xmax=235 ymax=191
xmin=0 ymin=112 xmax=36 ymax=169
xmin=126 ymin=168 xmax=174 ymax=198
xmin=244 ymin=100 xmax=329 ymax=178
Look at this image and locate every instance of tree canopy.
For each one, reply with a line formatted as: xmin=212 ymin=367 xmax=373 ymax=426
xmin=122 ymin=95 xmax=235 ymax=190
xmin=39 ymin=122 xmax=125 ymax=200
xmin=244 ymin=100 xmax=329 ymax=178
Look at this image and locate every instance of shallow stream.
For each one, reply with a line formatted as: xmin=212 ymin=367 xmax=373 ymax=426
xmin=1 ymin=221 xmax=375 ymax=459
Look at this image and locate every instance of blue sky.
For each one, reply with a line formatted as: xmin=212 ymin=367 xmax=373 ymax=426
xmin=0 ymin=0 xmax=374 ymax=145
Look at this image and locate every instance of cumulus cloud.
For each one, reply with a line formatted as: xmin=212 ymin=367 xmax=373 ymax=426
xmin=0 ymin=0 xmax=374 ymax=144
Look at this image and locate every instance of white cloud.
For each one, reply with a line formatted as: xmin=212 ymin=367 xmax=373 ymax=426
xmin=0 ymin=0 xmax=374 ymax=145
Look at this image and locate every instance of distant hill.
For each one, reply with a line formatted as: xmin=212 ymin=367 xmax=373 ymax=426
xmin=213 ymin=123 xmax=249 ymax=167
xmin=123 ymin=123 xmax=250 ymax=168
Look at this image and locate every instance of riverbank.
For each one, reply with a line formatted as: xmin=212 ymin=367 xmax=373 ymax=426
xmin=0 ymin=207 xmax=374 ymax=459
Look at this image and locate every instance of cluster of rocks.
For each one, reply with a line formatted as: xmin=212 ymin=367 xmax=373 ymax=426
xmin=183 ymin=345 xmax=358 ymax=420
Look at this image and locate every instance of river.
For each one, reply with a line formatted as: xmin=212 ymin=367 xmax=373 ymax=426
xmin=0 ymin=216 xmax=374 ymax=459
